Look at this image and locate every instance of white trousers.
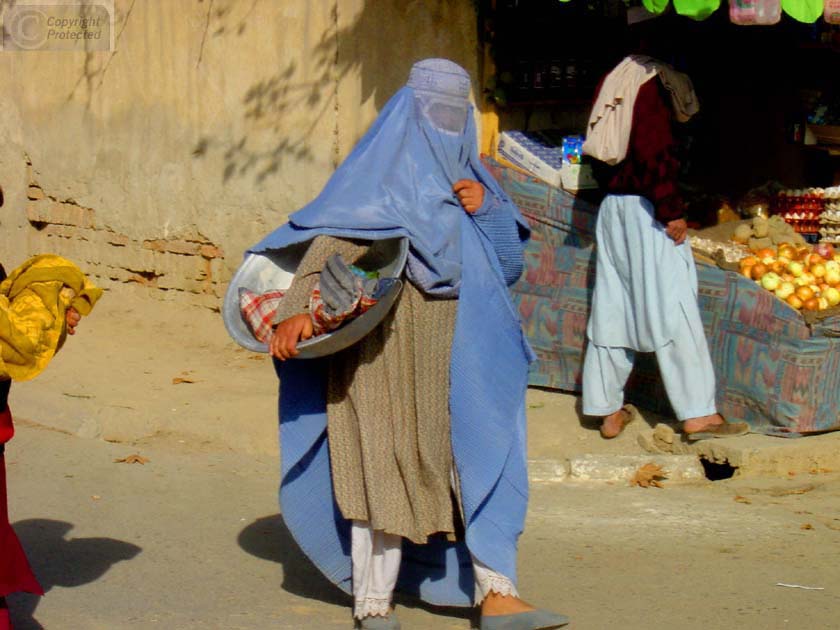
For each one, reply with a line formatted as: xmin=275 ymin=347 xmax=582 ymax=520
xmin=582 ymin=305 xmax=717 ymax=420
xmin=351 ymin=521 xmax=518 ymax=619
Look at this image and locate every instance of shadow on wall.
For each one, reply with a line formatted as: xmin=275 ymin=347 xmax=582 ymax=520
xmin=60 ymin=0 xmax=138 ymax=109
xmin=191 ymin=0 xmax=475 ymax=186
xmin=7 ymin=519 xmax=142 ymax=630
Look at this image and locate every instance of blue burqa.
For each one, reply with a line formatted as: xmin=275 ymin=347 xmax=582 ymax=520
xmin=249 ymin=59 xmax=534 ymax=606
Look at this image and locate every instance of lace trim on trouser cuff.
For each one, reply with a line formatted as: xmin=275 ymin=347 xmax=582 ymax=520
xmin=354 ymin=596 xmax=392 ymax=620
xmin=474 ymin=570 xmax=519 ymax=603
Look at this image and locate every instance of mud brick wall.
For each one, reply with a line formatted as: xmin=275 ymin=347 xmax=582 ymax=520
xmin=0 ymin=0 xmax=479 ymax=310
xmin=23 ymin=161 xmax=226 ymax=309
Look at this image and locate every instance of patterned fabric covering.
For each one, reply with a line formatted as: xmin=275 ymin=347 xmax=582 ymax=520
xmin=239 ymin=288 xmax=286 ymax=344
xmin=308 ymin=282 xmax=378 ymax=336
xmin=239 ymin=283 xmax=379 ymax=343
xmin=484 ymin=157 xmax=840 ymax=436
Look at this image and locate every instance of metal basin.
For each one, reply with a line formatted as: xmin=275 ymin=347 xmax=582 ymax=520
xmin=222 ymin=237 xmax=409 ymax=358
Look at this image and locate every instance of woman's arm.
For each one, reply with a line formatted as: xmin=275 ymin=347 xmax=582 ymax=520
xmin=454 ymin=179 xmax=526 ymax=286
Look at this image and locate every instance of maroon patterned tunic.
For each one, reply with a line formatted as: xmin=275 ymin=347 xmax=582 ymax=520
xmin=602 ymin=78 xmax=686 ymax=224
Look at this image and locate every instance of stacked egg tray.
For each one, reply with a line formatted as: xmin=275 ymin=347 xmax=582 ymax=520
xmin=819 ymin=192 xmax=840 ymax=244
xmin=773 ymin=187 xmax=840 ymax=243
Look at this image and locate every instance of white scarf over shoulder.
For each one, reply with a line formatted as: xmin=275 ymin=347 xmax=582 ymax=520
xmin=582 ymin=55 xmax=699 ymax=166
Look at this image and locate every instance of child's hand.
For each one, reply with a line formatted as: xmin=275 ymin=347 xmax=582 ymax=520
xmin=270 ymin=313 xmax=314 ymax=361
xmin=65 ymin=307 xmax=81 ymax=335
xmin=453 ymin=179 xmax=485 ymax=214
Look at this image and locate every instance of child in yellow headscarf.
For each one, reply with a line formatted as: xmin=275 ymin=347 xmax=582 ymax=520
xmin=0 ymin=255 xmax=101 ymax=630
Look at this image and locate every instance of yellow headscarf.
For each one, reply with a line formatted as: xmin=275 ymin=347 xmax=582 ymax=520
xmin=0 ymin=255 xmax=103 ymax=381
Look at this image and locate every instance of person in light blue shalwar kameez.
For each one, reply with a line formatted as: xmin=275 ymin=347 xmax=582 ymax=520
xmin=582 ymin=50 xmax=748 ymax=441
xmin=583 ymin=194 xmax=719 ymax=423
xmin=249 ymin=60 xmax=569 ymax=630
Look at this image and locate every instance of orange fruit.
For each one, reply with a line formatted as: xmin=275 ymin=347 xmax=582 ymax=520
xmin=739 ymin=256 xmax=758 ymax=269
xmin=806 ymin=253 xmax=825 ymax=267
xmin=804 ymin=297 xmax=820 ymax=311
xmin=796 ymin=286 xmax=815 ymax=301
xmin=787 ymin=295 xmax=803 ymax=310
xmin=750 ymin=263 xmax=769 ymax=280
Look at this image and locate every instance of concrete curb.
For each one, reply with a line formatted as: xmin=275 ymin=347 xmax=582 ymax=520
xmin=528 ymin=457 xmax=570 ymax=482
xmin=637 ymin=423 xmax=840 ymax=477
xmin=529 ymin=454 xmax=705 ymax=484
xmin=567 ymin=453 xmax=705 ymax=483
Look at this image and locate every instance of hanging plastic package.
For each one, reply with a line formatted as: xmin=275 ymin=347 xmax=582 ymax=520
xmin=826 ymin=0 xmax=840 ymax=23
xmin=729 ymin=0 xmax=781 ymax=24
xmin=782 ymin=0 xmax=823 ymax=23
xmin=673 ymin=0 xmax=721 ymax=19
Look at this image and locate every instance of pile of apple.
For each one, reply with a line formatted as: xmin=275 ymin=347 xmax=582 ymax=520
xmin=739 ymin=242 xmax=840 ymax=311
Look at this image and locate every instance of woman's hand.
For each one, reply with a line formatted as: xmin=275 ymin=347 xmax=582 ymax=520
xmin=270 ymin=313 xmax=314 ymax=361
xmin=453 ymin=179 xmax=485 ymax=214
xmin=65 ymin=307 xmax=81 ymax=335
xmin=665 ymin=218 xmax=688 ymax=245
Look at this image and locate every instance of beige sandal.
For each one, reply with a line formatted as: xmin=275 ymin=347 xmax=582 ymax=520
xmin=599 ymin=404 xmax=638 ymax=439
xmin=685 ymin=419 xmax=749 ymax=441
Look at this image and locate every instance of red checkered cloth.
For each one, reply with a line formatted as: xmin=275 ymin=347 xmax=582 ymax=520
xmin=309 ymin=283 xmax=378 ymax=336
xmin=239 ymin=285 xmax=379 ymax=345
xmin=239 ymin=288 xmax=286 ymax=344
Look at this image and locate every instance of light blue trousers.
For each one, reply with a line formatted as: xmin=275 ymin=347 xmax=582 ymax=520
xmin=582 ymin=306 xmax=717 ymax=421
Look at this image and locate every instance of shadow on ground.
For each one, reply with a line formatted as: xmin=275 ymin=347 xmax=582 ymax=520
xmin=8 ymin=519 xmax=142 ymax=630
xmin=238 ymin=513 xmax=351 ymax=608
xmin=239 ymin=514 xmax=476 ymax=627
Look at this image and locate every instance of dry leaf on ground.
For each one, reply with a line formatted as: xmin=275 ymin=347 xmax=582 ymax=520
xmin=114 ymin=454 xmax=150 ymax=465
xmin=768 ymin=485 xmax=816 ymax=497
xmin=734 ymin=495 xmax=752 ymax=504
xmin=801 ymin=523 xmax=814 ymax=530
xmin=630 ymin=463 xmax=667 ymax=488
xmin=172 ymin=377 xmax=196 ymax=384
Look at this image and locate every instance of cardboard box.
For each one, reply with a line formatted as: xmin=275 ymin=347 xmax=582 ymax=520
xmin=497 ymin=129 xmax=598 ymax=191
xmin=497 ymin=130 xmax=563 ymax=188
xmin=559 ymin=163 xmax=599 ymax=191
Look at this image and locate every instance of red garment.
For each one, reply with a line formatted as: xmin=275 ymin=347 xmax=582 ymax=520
xmin=0 ymin=407 xmax=43 ymax=598
xmin=604 ymin=79 xmax=686 ymax=224
xmin=0 ymin=407 xmax=12 ymax=446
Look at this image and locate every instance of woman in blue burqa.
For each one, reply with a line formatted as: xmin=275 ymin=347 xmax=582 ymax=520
xmin=250 ymin=59 xmax=568 ymax=630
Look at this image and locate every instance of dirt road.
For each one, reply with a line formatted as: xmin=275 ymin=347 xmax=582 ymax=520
xmin=4 ymin=286 xmax=839 ymax=629
xmin=5 ymin=419 xmax=839 ymax=629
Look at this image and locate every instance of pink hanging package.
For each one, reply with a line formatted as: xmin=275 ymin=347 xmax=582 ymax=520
xmin=729 ymin=0 xmax=781 ymax=25
xmin=826 ymin=0 xmax=840 ymax=24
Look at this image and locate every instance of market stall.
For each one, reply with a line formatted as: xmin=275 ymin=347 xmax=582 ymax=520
xmin=486 ymin=158 xmax=840 ymax=435
xmin=476 ymin=0 xmax=840 ymax=435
